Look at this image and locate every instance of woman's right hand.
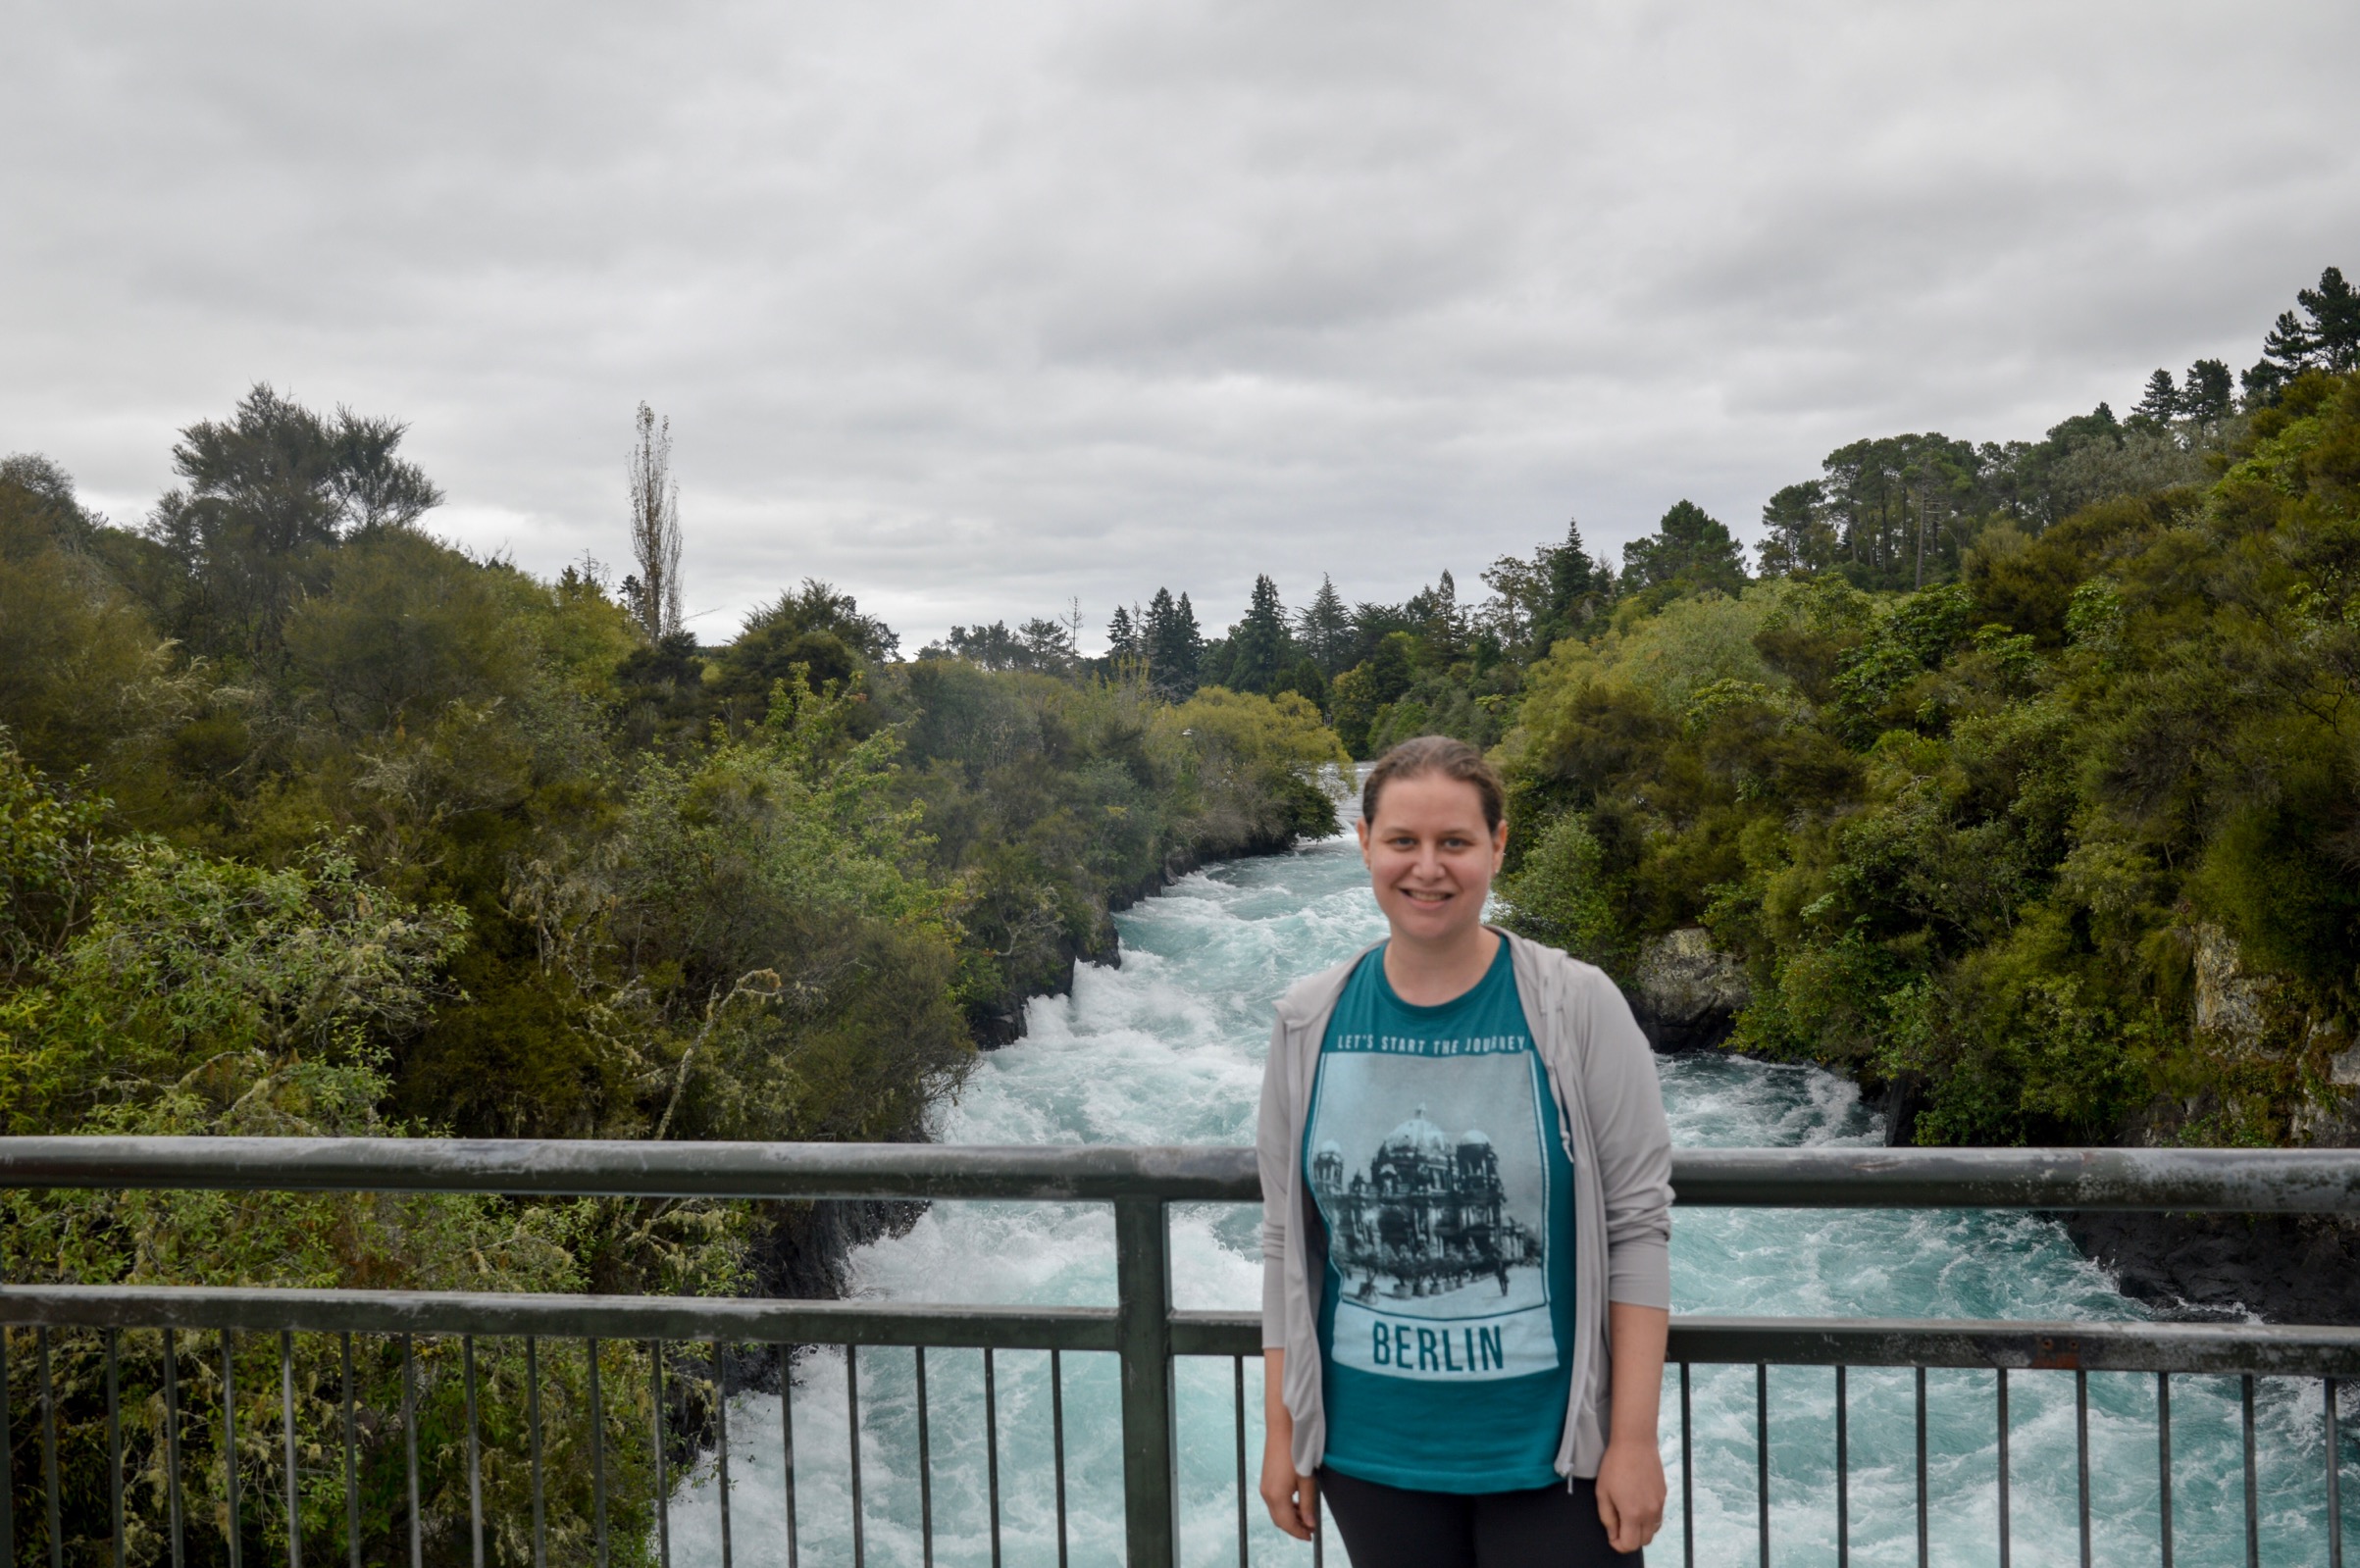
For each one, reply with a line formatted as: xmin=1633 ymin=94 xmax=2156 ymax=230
xmin=1260 ymin=1350 xmax=1318 ymax=1540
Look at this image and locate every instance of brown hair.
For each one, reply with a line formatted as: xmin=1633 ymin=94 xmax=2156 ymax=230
xmin=1361 ymin=735 xmax=1507 ymax=832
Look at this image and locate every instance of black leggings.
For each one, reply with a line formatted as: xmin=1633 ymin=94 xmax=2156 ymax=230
xmin=1318 ymin=1466 xmax=1643 ymax=1568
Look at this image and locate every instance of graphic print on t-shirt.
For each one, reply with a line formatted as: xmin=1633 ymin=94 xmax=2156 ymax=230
xmin=1307 ymin=1039 xmax=1558 ymax=1382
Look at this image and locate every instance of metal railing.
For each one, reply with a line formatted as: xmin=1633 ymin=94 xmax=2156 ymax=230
xmin=0 ymin=1138 xmax=2355 ymax=1567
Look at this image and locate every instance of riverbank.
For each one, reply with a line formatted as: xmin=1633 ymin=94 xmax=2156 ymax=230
xmin=1627 ymin=930 xmax=2360 ymax=1326
xmin=667 ymin=827 xmax=2339 ymax=1567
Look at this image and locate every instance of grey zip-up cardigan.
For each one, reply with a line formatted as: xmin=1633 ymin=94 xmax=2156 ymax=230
xmin=1257 ymin=928 xmax=1673 ymax=1482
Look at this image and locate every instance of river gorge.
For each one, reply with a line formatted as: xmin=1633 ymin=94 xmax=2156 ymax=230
xmin=671 ymin=808 xmax=2344 ymax=1566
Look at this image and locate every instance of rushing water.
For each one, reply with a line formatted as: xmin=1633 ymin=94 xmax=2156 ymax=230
xmin=671 ymin=814 xmax=2350 ymax=1565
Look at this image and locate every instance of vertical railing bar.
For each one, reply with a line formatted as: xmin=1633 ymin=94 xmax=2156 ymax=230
xmin=589 ymin=1338 xmax=610 ymax=1568
xmin=1232 ymin=1355 xmax=1248 ymax=1568
xmin=1917 ymin=1365 xmax=1929 ymax=1568
xmin=402 ymin=1336 xmax=421 ymax=1568
xmin=1680 ymin=1361 xmax=1695 ymax=1568
xmin=341 ymin=1334 xmax=360 ymax=1568
xmin=2076 ymin=1368 xmax=2091 ymax=1568
xmin=2329 ymin=1378 xmax=2343 ymax=1568
xmin=910 ymin=1339 xmax=929 ymax=1565
xmin=652 ymin=1340 xmax=671 ymax=1568
xmin=528 ymin=1338 xmax=546 ymax=1568
xmin=2158 ymin=1372 xmax=2173 ymax=1568
xmin=281 ymin=1329 xmax=302 ymax=1568
xmin=915 ymin=1346 xmax=933 ymax=1568
xmin=2242 ymin=1374 xmax=2259 ymax=1568
xmin=1757 ymin=1362 xmax=1770 ymax=1568
xmin=108 ymin=1320 xmax=126 ymax=1565
xmin=778 ymin=1344 xmax=798 ymax=1568
xmin=847 ymin=1344 xmax=866 ymax=1568
xmin=1312 ymin=1485 xmax=1323 ymax=1568
xmin=984 ymin=1346 xmax=1001 ymax=1568
xmin=1112 ymin=1196 xmax=1177 ymax=1568
xmin=221 ymin=1329 xmax=242 ymax=1568
xmin=712 ymin=1340 xmax=732 ymax=1568
xmin=165 ymin=1327 xmax=185 ymax=1568
xmin=1053 ymin=1347 xmax=1069 ymax=1568
xmin=1835 ymin=1365 xmax=1849 ymax=1568
xmin=0 ymin=1330 xmax=13 ymax=1568
xmin=464 ymin=1335 xmax=484 ymax=1568
xmin=39 ymin=1326 xmax=62 ymax=1568
xmin=1996 ymin=1368 xmax=2011 ymax=1568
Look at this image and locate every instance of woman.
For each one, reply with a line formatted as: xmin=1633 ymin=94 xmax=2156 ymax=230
xmin=1257 ymin=736 xmax=1672 ymax=1565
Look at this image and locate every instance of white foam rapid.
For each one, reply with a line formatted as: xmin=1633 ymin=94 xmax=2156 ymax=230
xmin=668 ymin=813 xmax=2347 ymax=1565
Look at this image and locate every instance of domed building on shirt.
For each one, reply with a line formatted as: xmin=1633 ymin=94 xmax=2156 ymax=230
xmin=1310 ymin=1107 xmax=1537 ymax=1286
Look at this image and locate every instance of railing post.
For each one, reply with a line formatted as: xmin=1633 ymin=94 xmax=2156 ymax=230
xmin=1115 ymin=1197 xmax=1177 ymax=1568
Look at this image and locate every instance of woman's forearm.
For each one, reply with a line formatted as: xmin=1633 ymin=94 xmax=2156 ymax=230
xmin=1258 ymin=1348 xmax=1317 ymax=1539
xmin=1608 ymin=1301 xmax=1668 ymax=1444
xmin=1597 ymin=1300 xmax=1670 ymax=1552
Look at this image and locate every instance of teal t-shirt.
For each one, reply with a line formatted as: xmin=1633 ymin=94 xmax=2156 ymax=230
xmin=1305 ymin=937 xmax=1577 ymax=1493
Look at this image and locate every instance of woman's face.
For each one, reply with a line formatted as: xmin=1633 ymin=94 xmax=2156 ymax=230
xmin=1357 ymin=773 xmax=1508 ymax=947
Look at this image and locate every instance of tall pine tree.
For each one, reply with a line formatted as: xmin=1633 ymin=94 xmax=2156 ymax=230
xmin=2180 ymin=359 xmax=2233 ymax=423
xmin=1143 ymin=587 xmax=1202 ymax=699
xmin=1294 ymin=575 xmax=1352 ymax=675
xmin=2298 ymin=266 xmax=2359 ymax=373
xmin=1227 ymin=574 xmax=1291 ymax=694
xmin=1539 ymin=518 xmax=1606 ymax=634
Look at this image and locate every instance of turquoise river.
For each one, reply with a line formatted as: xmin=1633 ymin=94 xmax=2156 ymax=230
xmin=671 ymin=806 xmax=2349 ymax=1566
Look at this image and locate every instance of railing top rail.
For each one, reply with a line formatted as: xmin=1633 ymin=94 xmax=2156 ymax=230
xmin=0 ymin=1138 xmax=2355 ymax=1211
xmin=0 ymin=1283 xmax=1122 ymax=1350
xmin=1 ymin=1285 xmax=2355 ymax=1377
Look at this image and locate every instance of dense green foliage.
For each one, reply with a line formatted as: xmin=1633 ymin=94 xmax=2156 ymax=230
xmin=0 ymin=389 xmax=1345 ymax=1560
xmin=3 ymin=264 xmax=2350 ymax=1556
xmin=1488 ymin=327 xmax=2359 ymax=1151
xmin=1121 ymin=270 xmax=2357 ymax=1155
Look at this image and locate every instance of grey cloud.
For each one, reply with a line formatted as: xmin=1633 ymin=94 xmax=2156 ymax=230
xmin=5 ymin=1 xmax=2357 ymax=647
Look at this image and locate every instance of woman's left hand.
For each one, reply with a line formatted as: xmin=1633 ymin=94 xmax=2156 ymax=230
xmin=1594 ymin=1436 xmax=1666 ymax=1554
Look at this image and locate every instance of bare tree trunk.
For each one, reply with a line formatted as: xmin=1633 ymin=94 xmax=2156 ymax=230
xmin=629 ymin=403 xmax=684 ymax=640
xmin=1915 ymin=477 xmax=1926 ymax=590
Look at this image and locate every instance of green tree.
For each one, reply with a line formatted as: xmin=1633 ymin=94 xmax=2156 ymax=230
xmin=2251 ymin=266 xmax=2360 ymax=396
xmin=1279 ymin=656 xmax=1330 ymax=710
xmin=2179 ymin=358 xmax=2234 ymax=423
xmin=0 ymin=459 xmax=173 ymax=780
xmin=1143 ymin=587 xmax=1203 ymax=699
xmin=1542 ymin=519 xmax=1608 ymax=628
xmin=1227 ymin=574 xmax=1292 ymax=693
xmin=1293 ymin=575 xmax=1352 ymax=674
xmin=144 ymin=383 xmax=443 ymax=659
xmin=2301 ymin=266 xmax=2360 ymax=372
xmin=1619 ymin=500 xmax=1747 ymax=594
xmin=1328 ymin=632 xmax=1418 ymax=756
xmin=1106 ymin=603 xmax=1141 ymax=665
xmin=1757 ymin=481 xmax=1833 ymax=577
xmin=2132 ymin=369 xmax=2179 ymax=427
xmin=715 ymin=579 xmax=897 ymax=706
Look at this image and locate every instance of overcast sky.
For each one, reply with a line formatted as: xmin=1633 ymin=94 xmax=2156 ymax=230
xmin=5 ymin=3 xmax=2355 ymax=650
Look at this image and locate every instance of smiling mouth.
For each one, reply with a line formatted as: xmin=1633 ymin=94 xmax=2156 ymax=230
xmin=1401 ymin=888 xmax=1453 ymax=903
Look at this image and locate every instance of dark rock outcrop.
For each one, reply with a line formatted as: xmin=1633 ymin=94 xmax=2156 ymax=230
xmin=750 ymin=1196 xmax=928 ymax=1301
xmin=1628 ymin=928 xmax=1750 ymax=1053
xmin=1876 ymin=1073 xmax=1929 ymax=1148
xmin=2063 ymin=1211 xmax=2360 ymax=1325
